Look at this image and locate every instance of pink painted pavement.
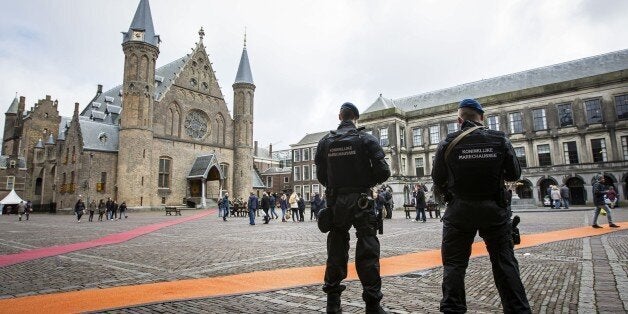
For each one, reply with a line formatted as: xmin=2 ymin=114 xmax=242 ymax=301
xmin=0 ymin=209 xmax=215 ymax=267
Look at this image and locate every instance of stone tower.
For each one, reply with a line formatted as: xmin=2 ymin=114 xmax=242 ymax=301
xmin=232 ymin=35 xmax=256 ymax=199
xmin=116 ymin=0 xmax=160 ymax=207
xmin=2 ymin=96 xmax=19 ymax=155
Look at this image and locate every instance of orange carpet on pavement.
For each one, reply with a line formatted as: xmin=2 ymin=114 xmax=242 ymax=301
xmin=0 ymin=223 xmax=625 ymax=314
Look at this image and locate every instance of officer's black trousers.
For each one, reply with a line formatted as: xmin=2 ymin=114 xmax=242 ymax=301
xmin=441 ymin=221 xmax=531 ymax=313
xmin=323 ymin=193 xmax=382 ymax=304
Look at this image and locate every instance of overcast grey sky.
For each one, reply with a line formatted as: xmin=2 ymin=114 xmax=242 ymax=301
xmin=0 ymin=0 xmax=626 ymax=150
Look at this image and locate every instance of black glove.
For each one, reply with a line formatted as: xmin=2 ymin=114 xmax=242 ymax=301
xmin=511 ymin=215 xmax=521 ymax=245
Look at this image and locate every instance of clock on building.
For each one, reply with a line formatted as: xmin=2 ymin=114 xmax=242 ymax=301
xmin=133 ymin=31 xmax=144 ymax=41
xmin=184 ymin=110 xmax=208 ymax=139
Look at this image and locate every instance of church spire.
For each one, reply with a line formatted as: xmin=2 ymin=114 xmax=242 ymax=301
xmin=234 ymin=31 xmax=254 ymax=85
xmin=122 ymin=0 xmax=160 ymax=47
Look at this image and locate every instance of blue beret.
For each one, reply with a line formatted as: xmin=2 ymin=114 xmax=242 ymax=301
xmin=459 ymin=98 xmax=484 ymax=114
xmin=340 ymin=102 xmax=360 ymax=119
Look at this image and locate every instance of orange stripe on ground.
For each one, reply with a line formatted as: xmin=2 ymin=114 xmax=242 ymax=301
xmin=0 ymin=223 xmax=625 ymax=314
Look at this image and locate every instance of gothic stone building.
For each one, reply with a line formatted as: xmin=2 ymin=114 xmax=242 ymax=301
xmin=358 ymin=49 xmax=628 ymax=207
xmin=2 ymin=0 xmax=259 ymax=210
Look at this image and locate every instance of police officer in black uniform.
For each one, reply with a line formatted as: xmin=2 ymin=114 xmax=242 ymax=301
xmin=315 ymin=102 xmax=391 ymax=314
xmin=431 ymin=99 xmax=531 ymax=313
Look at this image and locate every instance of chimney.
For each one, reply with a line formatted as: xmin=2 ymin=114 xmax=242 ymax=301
xmin=97 ymin=84 xmax=103 ymax=94
xmin=254 ymin=140 xmax=258 ymax=156
xmin=74 ymin=102 xmax=80 ymax=118
xmin=269 ymin=144 xmax=273 ymax=157
xmin=18 ymin=97 xmax=25 ymax=113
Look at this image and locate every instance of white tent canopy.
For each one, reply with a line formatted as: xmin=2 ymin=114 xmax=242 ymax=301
xmin=0 ymin=189 xmax=24 ymax=205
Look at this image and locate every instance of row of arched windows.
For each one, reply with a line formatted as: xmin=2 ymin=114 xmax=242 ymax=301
xmin=163 ymin=102 xmax=226 ymax=145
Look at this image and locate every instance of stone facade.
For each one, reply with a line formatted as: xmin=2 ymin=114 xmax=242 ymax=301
xmin=2 ymin=0 xmax=257 ymax=211
xmin=358 ymin=56 xmax=628 ymax=207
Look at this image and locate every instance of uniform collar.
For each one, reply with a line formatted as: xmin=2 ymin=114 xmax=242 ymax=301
xmin=461 ymin=120 xmax=484 ymax=129
xmin=337 ymin=120 xmax=357 ymax=131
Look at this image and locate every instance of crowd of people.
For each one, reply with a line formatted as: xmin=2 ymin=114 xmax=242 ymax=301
xmin=218 ymin=190 xmax=328 ymax=225
xmin=73 ymin=197 xmax=127 ymax=223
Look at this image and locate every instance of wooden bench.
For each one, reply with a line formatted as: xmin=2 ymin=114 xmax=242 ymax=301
xmin=426 ymin=203 xmax=441 ymax=218
xmin=403 ymin=204 xmax=414 ymax=219
xmin=165 ymin=206 xmax=182 ymax=216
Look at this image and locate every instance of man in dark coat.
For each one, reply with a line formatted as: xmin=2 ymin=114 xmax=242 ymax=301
xmin=414 ymin=184 xmax=427 ymax=222
xmin=247 ymin=192 xmax=258 ymax=226
xmin=315 ymin=102 xmax=390 ymax=313
xmin=432 ymin=99 xmax=530 ymax=313
xmin=260 ymin=192 xmax=271 ymax=224
xmin=591 ymin=175 xmax=619 ymax=228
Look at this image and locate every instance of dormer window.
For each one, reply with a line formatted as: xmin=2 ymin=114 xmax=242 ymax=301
xmin=9 ymin=160 xmax=16 ymax=168
xmin=99 ymin=133 xmax=108 ymax=143
xmin=132 ymin=30 xmax=144 ymax=41
xmin=202 ymin=82 xmax=209 ymax=90
xmin=190 ymin=78 xmax=197 ymax=87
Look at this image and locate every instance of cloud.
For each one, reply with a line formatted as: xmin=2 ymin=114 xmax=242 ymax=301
xmin=0 ymin=0 xmax=626 ymax=151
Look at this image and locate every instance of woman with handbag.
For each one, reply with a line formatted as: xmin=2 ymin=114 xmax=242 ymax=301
xmin=74 ymin=198 xmax=86 ymax=223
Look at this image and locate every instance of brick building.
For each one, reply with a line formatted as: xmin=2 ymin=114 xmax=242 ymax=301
xmin=2 ymin=0 xmax=261 ymax=210
xmin=290 ymin=132 xmax=327 ymax=202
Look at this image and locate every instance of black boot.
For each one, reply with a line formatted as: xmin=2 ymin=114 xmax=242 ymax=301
xmin=327 ymin=293 xmax=342 ymax=313
xmin=365 ymin=302 xmax=386 ymax=314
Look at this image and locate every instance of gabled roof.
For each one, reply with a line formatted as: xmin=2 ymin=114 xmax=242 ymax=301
xmin=363 ymin=94 xmax=397 ymax=113
xmin=234 ymin=45 xmax=254 ymax=84
xmin=80 ymin=55 xmax=188 ymax=124
xmin=364 ymin=48 xmax=628 ymax=114
xmin=187 ymin=154 xmax=224 ymax=179
xmin=293 ymin=131 xmax=328 ymax=146
xmin=122 ymin=0 xmax=160 ymax=47
xmin=6 ymin=97 xmax=18 ymax=114
xmin=251 ymin=169 xmax=266 ymax=188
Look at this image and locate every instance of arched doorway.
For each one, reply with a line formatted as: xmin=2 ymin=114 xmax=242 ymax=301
xmin=538 ymin=177 xmax=558 ymax=202
xmin=515 ymin=180 xmax=533 ymax=199
xmin=565 ymin=177 xmax=586 ymax=205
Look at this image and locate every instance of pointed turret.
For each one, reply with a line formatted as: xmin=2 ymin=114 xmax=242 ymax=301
xmin=234 ymin=33 xmax=254 ymax=84
xmin=122 ymin=0 xmax=160 ymax=47
xmin=45 ymin=134 xmax=55 ymax=145
xmin=6 ymin=96 xmax=18 ymax=114
xmin=34 ymin=139 xmax=44 ymax=149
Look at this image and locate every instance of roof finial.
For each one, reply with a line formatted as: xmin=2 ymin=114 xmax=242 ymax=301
xmin=199 ymin=27 xmax=205 ymax=41
xmin=243 ymin=26 xmax=247 ymax=48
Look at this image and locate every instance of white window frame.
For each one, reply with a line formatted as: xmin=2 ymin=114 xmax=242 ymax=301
xmin=509 ymin=112 xmax=523 ymax=133
xmin=294 ymin=185 xmax=302 ymax=195
xmin=532 ymin=108 xmax=547 ymax=131
xmin=446 ymin=122 xmax=459 ymax=134
xmin=414 ymin=157 xmax=424 ymax=176
xmin=302 ymin=148 xmax=310 ymax=161
xmin=487 ymin=115 xmax=500 ymax=131
xmin=622 ymin=136 xmax=628 ymax=161
xmin=379 ymin=128 xmax=389 ymax=146
xmin=429 ymin=125 xmax=440 ymax=144
xmin=311 ymin=164 xmax=316 ymax=180
xmin=6 ymin=176 xmax=15 ymax=190
xmin=399 ymin=127 xmax=406 ymax=147
xmin=293 ymin=149 xmax=301 ymax=162
xmin=304 ymin=185 xmax=311 ymax=201
xmin=303 ymin=165 xmax=310 ymax=181
xmin=401 ymin=157 xmax=406 ymax=175
xmin=293 ymin=166 xmax=301 ymax=181
xmin=591 ymin=138 xmax=608 ymax=162
xmin=412 ymin=128 xmax=422 ymax=147
xmin=266 ymin=177 xmax=272 ymax=187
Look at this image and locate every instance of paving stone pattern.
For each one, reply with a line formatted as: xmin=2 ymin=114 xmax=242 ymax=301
xmin=0 ymin=208 xmax=626 ymax=313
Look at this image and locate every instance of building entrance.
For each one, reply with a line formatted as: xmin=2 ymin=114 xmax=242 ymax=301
xmin=566 ymin=177 xmax=585 ymax=205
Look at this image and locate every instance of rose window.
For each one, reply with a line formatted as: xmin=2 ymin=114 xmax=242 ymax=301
xmin=184 ymin=110 xmax=208 ymax=139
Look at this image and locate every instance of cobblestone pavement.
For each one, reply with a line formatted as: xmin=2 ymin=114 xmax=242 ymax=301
xmin=0 ymin=207 xmax=626 ymax=313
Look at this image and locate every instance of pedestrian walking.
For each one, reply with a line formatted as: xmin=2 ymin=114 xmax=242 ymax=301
xmin=311 ymin=192 xmax=322 ymax=220
xmin=269 ymin=193 xmax=279 ymax=219
xmin=106 ymin=197 xmax=114 ymax=220
xmin=98 ymin=199 xmax=106 ymax=221
xmin=88 ymin=200 xmax=96 ymax=222
xmin=560 ymin=184 xmax=570 ymax=209
xmin=289 ymin=191 xmax=299 ymax=222
xmin=74 ymin=198 xmax=86 ymax=223
xmin=280 ymin=193 xmax=288 ymax=222
xmin=220 ymin=193 xmax=229 ymax=221
xmin=607 ymin=186 xmax=617 ymax=209
xmin=414 ymin=184 xmax=426 ymax=222
xmin=297 ymin=193 xmax=305 ymax=222
xmin=314 ymin=102 xmax=390 ymax=313
xmin=261 ymin=192 xmax=271 ymax=224
xmin=432 ymin=99 xmax=531 ymax=313
xmin=591 ymin=175 xmax=619 ymax=228
xmin=550 ymin=185 xmax=561 ymax=209
xmin=119 ymin=201 xmax=127 ymax=219
xmin=17 ymin=201 xmax=26 ymax=221
xmin=247 ymin=192 xmax=258 ymax=225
